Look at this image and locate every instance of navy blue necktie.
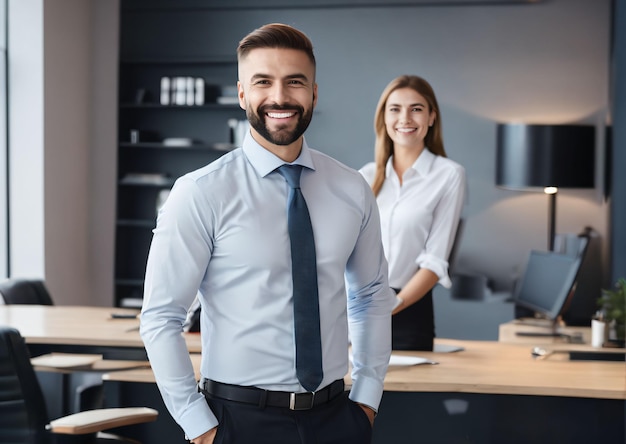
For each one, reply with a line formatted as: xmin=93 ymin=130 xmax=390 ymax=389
xmin=277 ymin=164 xmax=323 ymax=392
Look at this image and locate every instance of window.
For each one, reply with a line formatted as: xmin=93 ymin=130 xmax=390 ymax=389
xmin=0 ymin=0 xmax=7 ymax=278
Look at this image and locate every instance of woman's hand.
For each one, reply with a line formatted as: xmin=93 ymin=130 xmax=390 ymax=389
xmin=393 ymin=269 xmax=439 ymax=315
xmin=392 ymin=296 xmax=405 ymax=315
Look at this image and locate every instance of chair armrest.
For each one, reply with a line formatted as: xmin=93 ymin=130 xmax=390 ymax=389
xmin=31 ymin=353 xmax=103 ymax=371
xmin=47 ymin=407 xmax=158 ymax=435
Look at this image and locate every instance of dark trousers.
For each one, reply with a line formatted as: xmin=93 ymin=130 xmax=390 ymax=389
xmin=392 ymin=289 xmax=435 ymax=351
xmin=204 ymin=391 xmax=372 ymax=444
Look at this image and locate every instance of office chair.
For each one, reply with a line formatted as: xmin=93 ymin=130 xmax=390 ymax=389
xmin=447 ymin=218 xmax=490 ymax=300
xmin=447 ymin=218 xmax=465 ymax=276
xmin=0 ymin=278 xmax=54 ymax=305
xmin=0 ymin=327 xmax=157 ymax=444
xmin=0 ymin=278 xmax=105 ymax=413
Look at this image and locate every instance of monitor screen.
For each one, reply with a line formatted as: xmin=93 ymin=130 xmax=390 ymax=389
xmin=513 ymin=249 xmax=585 ymax=321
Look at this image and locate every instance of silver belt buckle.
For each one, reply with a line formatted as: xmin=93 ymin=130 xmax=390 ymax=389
xmin=289 ymin=391 xmax=315 ymax=410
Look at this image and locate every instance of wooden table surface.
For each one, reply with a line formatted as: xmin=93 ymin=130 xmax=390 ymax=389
xmin=104 ymin=338 xmax=626 ymax=400
xmin=2 ymin=306 xmax=623 ymax=400
xmin=0 ymin=304 xmax=201 ymax=352
xmin=379 ymin=339 xmax=625 ymax=399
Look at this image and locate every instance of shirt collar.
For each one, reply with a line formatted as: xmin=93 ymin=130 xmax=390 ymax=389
xmin=413 ymin=148 xmax=437 ymax=176
xmin=386 ymin=148 xmax=437 ymax=178
xmin=242 ymin=131 xmax=315 ymax=177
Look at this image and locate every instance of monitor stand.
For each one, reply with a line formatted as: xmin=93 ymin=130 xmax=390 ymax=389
xmin=514 ymin=317 xmax=560 ymax=329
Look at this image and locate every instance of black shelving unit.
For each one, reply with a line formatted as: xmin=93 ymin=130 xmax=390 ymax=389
xmin=115 ymin=9 xmax=245 ymax=307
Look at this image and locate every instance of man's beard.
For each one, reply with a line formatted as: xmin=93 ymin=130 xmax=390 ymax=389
xmin=247 ymin=104 xmax=313 ymax=146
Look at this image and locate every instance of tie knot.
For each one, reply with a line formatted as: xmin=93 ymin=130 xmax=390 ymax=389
xmin=278 ymin=164 xmax=303 ymax=189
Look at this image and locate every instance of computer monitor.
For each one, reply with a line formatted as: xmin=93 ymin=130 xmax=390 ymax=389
xmin=513 ymin=246 xmax=587 ymax=328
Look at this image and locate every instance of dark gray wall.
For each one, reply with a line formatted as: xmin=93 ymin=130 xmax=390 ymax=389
xmin=303 ymin=1 xmax=611 ymax=292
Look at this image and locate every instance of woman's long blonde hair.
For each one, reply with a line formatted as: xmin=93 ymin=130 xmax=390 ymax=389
xmin=371 ymin=75 xmax=446 ymax=196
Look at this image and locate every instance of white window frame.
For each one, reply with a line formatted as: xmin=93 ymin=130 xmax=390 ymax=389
xmin=0 ymin=0 xmax=7 ymax=279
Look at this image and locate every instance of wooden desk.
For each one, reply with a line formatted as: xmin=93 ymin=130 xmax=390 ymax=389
xmin=380 ymin=339 xmax=625 ymax=399
xmin=17 ymin=306 xmax=621 ymax=399
xmin=0 ymin=305 xmax=201 ymax=357
xmin=105 ymin=339 xmax=626 ymax=400
xmin=6 ymin=305 xmax=620 ymax=444
xmin=102 ymin=339 xmax=626 ymax=444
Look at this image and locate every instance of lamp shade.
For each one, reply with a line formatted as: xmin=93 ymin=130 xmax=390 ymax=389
xmin=496 ymin=124 xmax=595 ymax=190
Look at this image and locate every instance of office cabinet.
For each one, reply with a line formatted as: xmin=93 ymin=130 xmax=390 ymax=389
xmin=115 ymin=8 xmax=245 ymax=307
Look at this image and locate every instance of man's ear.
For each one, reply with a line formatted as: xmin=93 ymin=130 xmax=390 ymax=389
xmin=237 ymin=81 xmax=246 ymax=110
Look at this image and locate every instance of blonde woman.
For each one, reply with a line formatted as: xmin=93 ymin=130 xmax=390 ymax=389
xmin=360 ymin=75 xmax=466 ymax=351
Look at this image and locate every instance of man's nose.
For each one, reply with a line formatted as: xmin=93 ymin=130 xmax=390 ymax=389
xmin=269 ymin=83 xmax=289 ymax=103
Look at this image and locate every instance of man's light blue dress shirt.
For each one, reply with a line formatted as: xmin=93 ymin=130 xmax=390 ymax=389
xmin=140 ymin=133 xmax=394 ymax=439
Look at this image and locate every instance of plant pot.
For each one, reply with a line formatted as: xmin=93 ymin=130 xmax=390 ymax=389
xmin=606 ymin=321 xmax=625 ymax=348
xmin=604 ymin=338 xmax=626 ymax=348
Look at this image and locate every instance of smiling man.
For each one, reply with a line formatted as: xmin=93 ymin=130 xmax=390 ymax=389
xmin=140 ymin=23 xmax=394 ymax=444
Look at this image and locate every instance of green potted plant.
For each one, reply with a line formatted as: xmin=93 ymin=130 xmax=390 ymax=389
xmin=597 ymin=278 xmax=626 ymax=347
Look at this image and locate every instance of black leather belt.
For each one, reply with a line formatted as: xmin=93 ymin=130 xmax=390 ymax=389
xmin=200 ymin=378 xmax=345 ymax=410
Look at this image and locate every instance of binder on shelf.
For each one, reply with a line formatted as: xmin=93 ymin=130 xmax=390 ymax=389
xmin=185 ymin=77 xmax=195 ymax=106
xmin=195 ymin=78 xmax=205 ymax=105
xmin=160 ymin=77 xmax=170 ymax=105
xmin=170 ymin=77 xmax=176 ymax=104
xmin=174 ymin=77 xmax=186 ymax=105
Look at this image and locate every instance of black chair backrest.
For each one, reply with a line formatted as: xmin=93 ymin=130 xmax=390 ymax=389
xmin=0 ymin=327 xmax=52 ymax=444
xmin=447 ymin=218 xmax=465 ymax=275
xmin=0 ymin=279 xmax=54 ymax=305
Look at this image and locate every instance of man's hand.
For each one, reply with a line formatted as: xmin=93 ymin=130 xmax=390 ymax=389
xmin=190 ymin=427 xmax=217 ymax=444
xmin=358 ymin=403 xmax=376 ymax=426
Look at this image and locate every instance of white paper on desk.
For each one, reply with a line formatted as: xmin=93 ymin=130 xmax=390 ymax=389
xmin=433 ymin=343 xmax=465 ymax=353
xmin=389 ymin=354 xmax=437 ymax=366
xmin=349 ymin=352 xmax=437 ymax=366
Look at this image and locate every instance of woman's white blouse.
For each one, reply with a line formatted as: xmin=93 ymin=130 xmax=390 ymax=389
xmin=360 ymin=149 xmax=466 ymax=289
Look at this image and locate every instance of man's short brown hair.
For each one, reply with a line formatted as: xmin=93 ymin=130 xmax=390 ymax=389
xmin=237 ymin=23 xmax=316 ymax=67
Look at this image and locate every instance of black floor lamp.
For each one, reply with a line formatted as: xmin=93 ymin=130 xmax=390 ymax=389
xmin=496 ymin=124 xmax=595 ymax=251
